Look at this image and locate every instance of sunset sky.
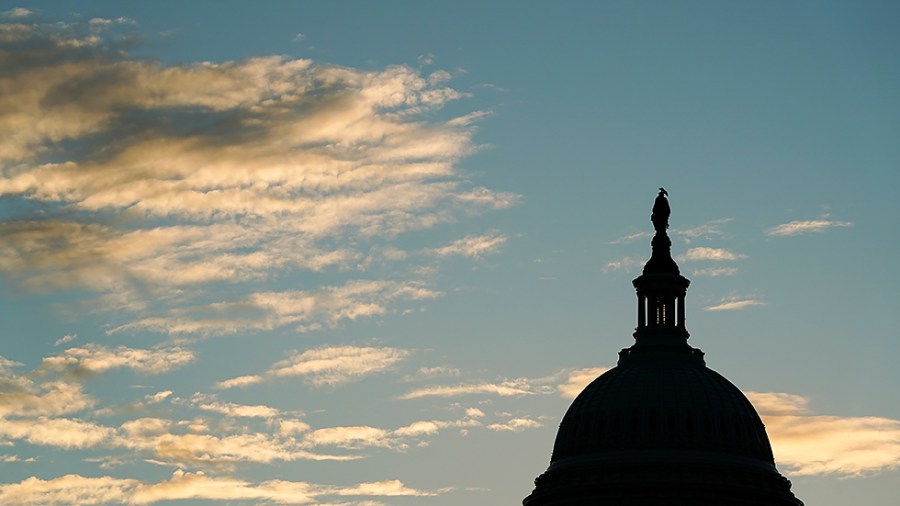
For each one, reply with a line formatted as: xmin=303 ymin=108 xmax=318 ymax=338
xmin=0 ymin=2 xmax=898 ymax=505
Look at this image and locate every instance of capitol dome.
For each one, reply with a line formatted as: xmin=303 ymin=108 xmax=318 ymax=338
xmin=523 ymin=190 xmax=803 ymax=506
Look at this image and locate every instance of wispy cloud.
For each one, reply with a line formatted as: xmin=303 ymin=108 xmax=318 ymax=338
xmin=0 ymin=471 xmax=440 ymax=505
xmin=602 ymin=256 xmax=644 ymax=273
xmin=189 ymin=394 xmax=281 ymax=419
xmin=747 ymin=392 xmax=900 ymax=476
xmin=673 ymin=217 xmax=734 ymax=241
xmin=704 ymin=298 xmax=766 ymax=311
xmin=426 ymin=232 xmax=507 ymax=258
xmin=111 ymin=280 xmax=441 ymax=336
xmin=679 ymin=247 xmax=746 ymax=262
xmin=218 ymin=345 xmax=411 ymax=389
xmin=0 ymin=417 xmax=115 ymax=449
xmin=486 ymin=417 xmax=542 ymax=432
xmin=303 ymin=412 xmax=482 ymax=451
xmin=766 ymin=218 xmax=853 ymax=237
xmin=0 ymin=358 xmax=94 ymax=417
xmin=41 ymin=345 xmax=194 ymax=377
xmin=691 ymin=267 xmax=737 ymax=277
xmin=610 ymin=231 xmax=652 ymax=245
xmin=399 ymin=378 xmax=539 ymax=400
xmin=1 ymin=7 xmax=31 ymax=18
xmin=556 ymin=367 xmax=610 ymax=399
xmin=0 ymin=19 xmax=514 ymax=336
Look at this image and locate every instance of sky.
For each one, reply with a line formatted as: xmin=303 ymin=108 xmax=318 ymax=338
xmin=0 ymin=1 xmax=898 ymax=505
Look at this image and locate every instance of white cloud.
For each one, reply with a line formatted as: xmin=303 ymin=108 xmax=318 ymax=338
xmin=673 ymin=217 xmax=733 ymax=241
xmin=465 ymin=408 xmax=485 ymax=418
xmin=766 ymin=219 xmax=853 ymax=237
xmin=0 ymin=19 xmax=514 ymax=337
xmin=557 ymin=367 xmax=610 ymax=399
xmin=111 ymin=280 xmax=441 ymax=336
xmin=0 ymin=373 xmax=94 ymax=418
xmin=217 ymin=345 xmax=411 ymax=389
xmin=610 ymin=231 xmax=652 ymax=244
xmin=692 ymin=267 xmax=737 ymax=277
xmin=679 ymin=247 xmax=746 ymax=262
xmin=0 ymin=471 xmax=440 ymax=505
xmin=427 ymin=233 xmax=507 ymax=258
xmin=278 ymin=419 xmax=311 ymax=436
xmin=144 ymin=391 xmax=172 ymax=404
xmin=214 ymin=375 xmax=264 ymax=390
xmin=746 ymin=392 xmax=900 ymax=476
xmin=305 ymin=413 xmax=482 ymax=451
xmin=41 ymin=345 xmax=195 ymax=376
xmin=191 ymin=395 xmax=281 ymax=419
xmin=0 ymin=475 xmax=137 ymax=505
xmin=486 ymin=417 xmax=543 ymax=432
xmin=269 ymin=345 xmax=411 ymax=386
xmin=1 ymin=8 xmax=32 ymax=18
xmin=116 ymin=418 xmax=355 ymax=466
xmin=53 ymin=334 xmax=77 ymax=347
xmin=0 ymin=417 xmax=115 ymax=449
xmin=403 ymin=365 xmax=461 ymax=382
xmin=602 ymin=256 xmax=644 ymax=273
xmin=399 ymin=379 xmax=537 ymax=400
xmin=303 ymin=426 xmax=393 ymax=450
xmin=704 ymin=298 xmax=766 ymax=311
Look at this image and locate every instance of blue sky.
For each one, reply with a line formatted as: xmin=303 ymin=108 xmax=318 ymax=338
xmin=0 ymin=2 xmax=897 ymax=505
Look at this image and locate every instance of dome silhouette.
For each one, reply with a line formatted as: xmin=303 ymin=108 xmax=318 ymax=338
xmin=523 ymin=191 xmax=803 ymax=506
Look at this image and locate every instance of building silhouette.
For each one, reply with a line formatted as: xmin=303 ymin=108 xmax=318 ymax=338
xmin=523 ymin=190 xmax=803 ymax=506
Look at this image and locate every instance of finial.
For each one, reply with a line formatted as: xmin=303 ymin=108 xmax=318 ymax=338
xmin=651 ymin=188 xmax=670 ymax=234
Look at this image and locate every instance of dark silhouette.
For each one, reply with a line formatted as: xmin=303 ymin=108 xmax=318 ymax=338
xmin=523 ymin=190 xmax=803 ymax=506
xmin=651 ymin=187 xmax=669 ymax=233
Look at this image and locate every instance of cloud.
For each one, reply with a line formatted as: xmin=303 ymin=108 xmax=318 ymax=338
xmin=0 ymin=475 xmax=137 ymax=505
xmin=746 ymin=392 xmax=811 ymax=416
xmin=704 ymin=298 xmax=766 ymax=311
xmin=557 ymin=367 xmax=610 ymax=399
xmin=0 ymin=361 xmax=95 ymax=417
xmin=304 ymin=413 xmax=482 ymax=451
xmin=679 ymin=247 xmax=746 ymax=262
xmin=1 ymin=7 xmax=31 ymax=18
xmin=486 ymin=417 xmax=543 ymax=432
xmin=673 ymin=217 xmax=733 ymax=241
xmin=111 ymin=280 xmax=441 ymax=336
xmin=403 ymin=365 xmax=461 ymax=382
xmin=427 ymin=232 xmax=507 ymax=258
xmin=116 ymin=418 xmax=355 ymax=466
xmin=190 ymin=395 xmax=281 ymax=419
xmin=766 ymin=219 xmax=853 ymax=237
xmin=0 ymin=417 xmax=115 ymax=449
xmin=610 ymin=231 xmax=652 ymax=245
xmin=602 ymin=256 xmax=644 ymax=273
xmin=303 ymin=426 xmax=393 ymax=450
xmin=399 ymin=378 xmax=538 ymax=400
xmin=746 ymin=392 xmax=900 ymax=476
xmin=0 ymin=471 xmax=440 ymax=505
xmin=41 ymin=345 xmax=195 ymax=377
xmin=215 ymin=375 xmax=264 ymax=390
xmin=691 ymin=267 xmax=737 ymax=277
xmin=0 ymin=18 xmax=514 ymax=335
xmin=219 ymin=345 xmax=411 ymax=389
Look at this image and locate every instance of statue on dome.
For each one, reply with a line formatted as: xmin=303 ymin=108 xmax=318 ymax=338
xmin=651 ymin=187 xmax=670 ymax=234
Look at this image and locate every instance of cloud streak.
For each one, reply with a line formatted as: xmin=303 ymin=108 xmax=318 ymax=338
xmin=747 ymin=392 xmax=900 ymax=476
xmin=218 ymin=345 xmax=411 ymax=389
xmin=0 ymin=471 xmax=439 ymax=505
xmin=766 ymin=219 xmax=853 ymax=237
xmin=0 ymin=18 xmax=514 ymax=337
xmin=704 ymin=298 xmax=766 ymax=311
